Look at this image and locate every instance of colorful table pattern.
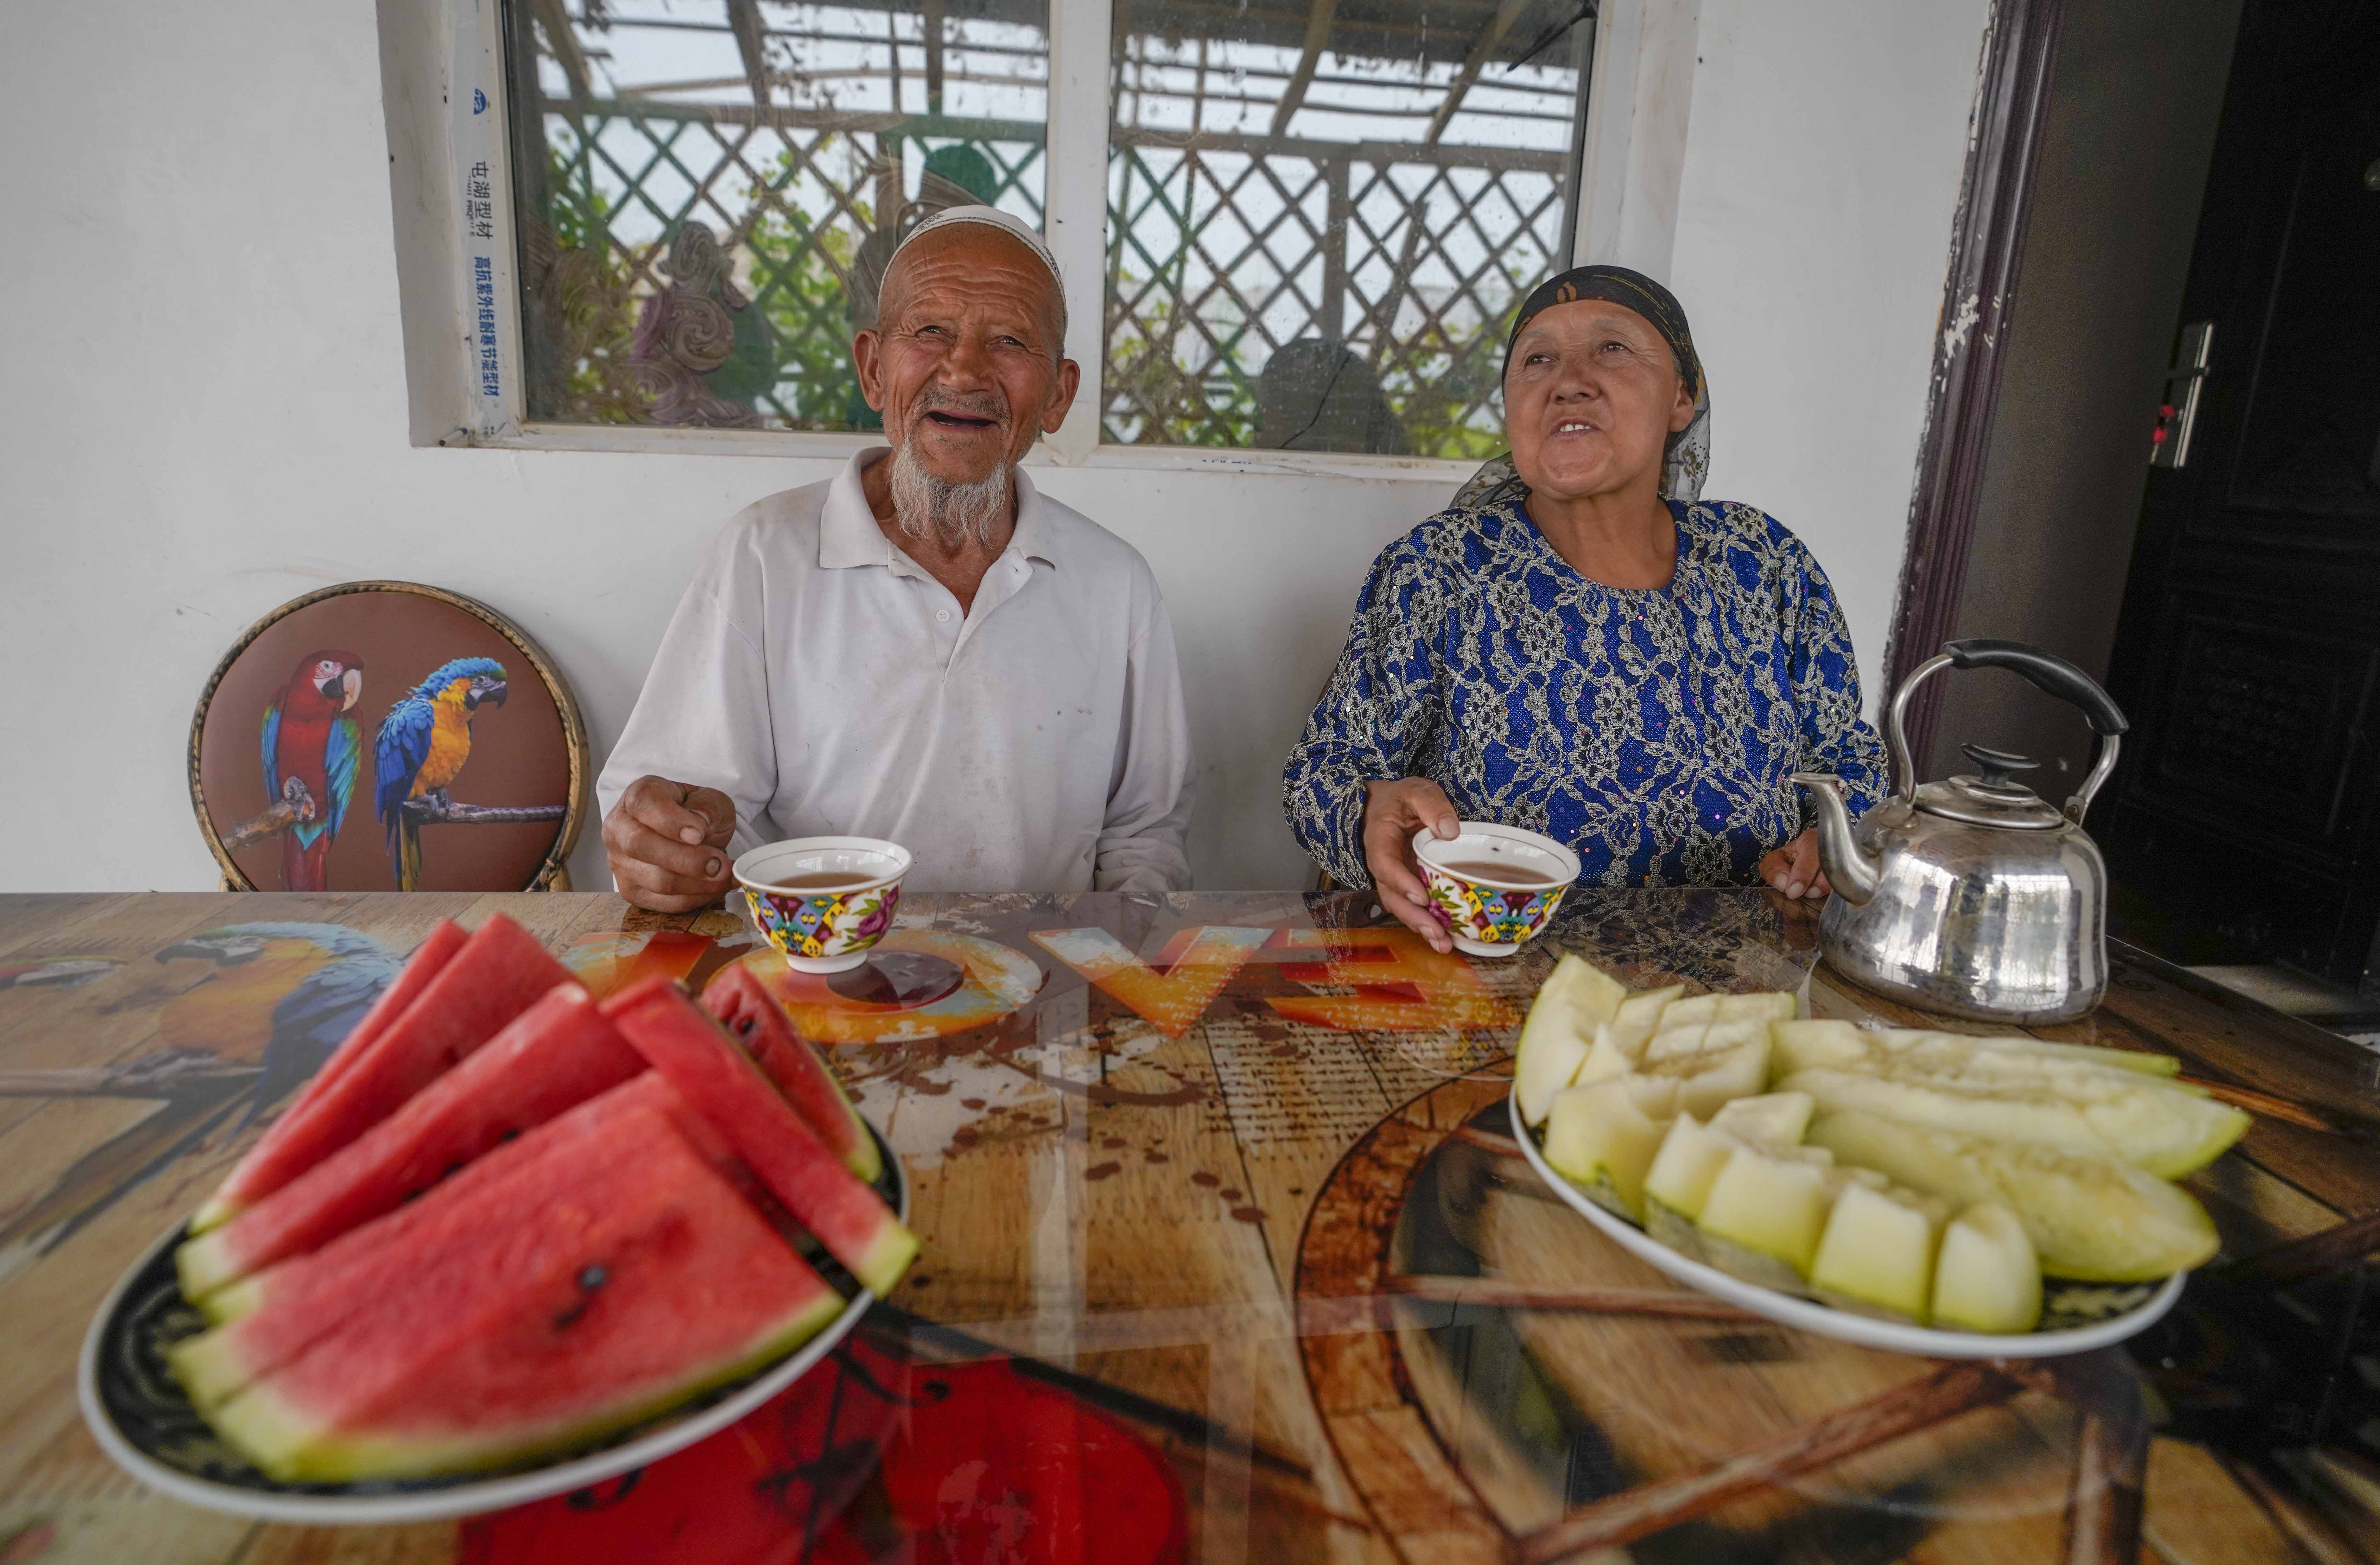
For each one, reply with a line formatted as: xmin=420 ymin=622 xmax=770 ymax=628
xmin=0 ymin=888 xmax=2375 ymax=1565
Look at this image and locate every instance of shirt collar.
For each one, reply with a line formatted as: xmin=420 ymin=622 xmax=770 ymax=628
xmin=819 ymin=448 xmax=1061 ymax=572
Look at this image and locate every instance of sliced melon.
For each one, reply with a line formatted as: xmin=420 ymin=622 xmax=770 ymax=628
xmin=1780 ymin=1059 xmax=2248 ymax=1179
xmin=1644 ymin=1112 xmax=1734 ymax=1235
xmin=1768 ymin=1019 xmax=1873 ymax=1077
xmin=1542 ymin=1076 xmax=1675 ymax=1221
xmin=1658 ymin=991 xmax=1794 ymax=1031
xmin=1873 ymin=1028 xmax=2179 ymax=1077
xmin=605 ymin=979 xmax=916 ymax=1295
xmin=1514 ymin=954 xmax=1629 ymax=1126
xmin=1709 ymin=1089 xmax=1815 ymax=1147
xmin=1809 ymin=1181 xmax=1944 ymax=1320
xmin=1931 ymin=1203 xmax=2042 ymax=1334
xmin=1575 ymin=985 xmax=1685 ymax=1083
xmin=1696 ymin=1140 xmax=1836 ymax=1285
xmin=1639 ymin=1021 xmax=1772 ymax=1121
xmin=1806 ymin=1109 xmax=2219 ymax=1282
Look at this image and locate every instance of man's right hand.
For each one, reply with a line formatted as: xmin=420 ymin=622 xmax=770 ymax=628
xmin=604 ymin=776 xmax=737 ymax=912
xmin=1361 ymin=777 xmax=1460 ymax=954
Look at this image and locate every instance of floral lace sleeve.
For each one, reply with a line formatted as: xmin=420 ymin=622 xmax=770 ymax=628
xmin=1281 ymin=539 xmax=1450 ymax=889
xmin=1781 ymin=542 xmax=1890 ymax=824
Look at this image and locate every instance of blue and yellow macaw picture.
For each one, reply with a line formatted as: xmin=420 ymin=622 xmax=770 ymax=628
xmin=374 ymin=657 xmax=509 ymax=890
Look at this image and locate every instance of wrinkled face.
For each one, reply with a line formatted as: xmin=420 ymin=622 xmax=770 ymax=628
xmin=1503 ymin=300 xmax=1696 ymax=505
xmin=853 ymin=226 xmax=1080 ymax=486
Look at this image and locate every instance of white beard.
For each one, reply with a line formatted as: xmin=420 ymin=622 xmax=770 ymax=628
xmin=888 ymin=442 xmax=1012 ymax=549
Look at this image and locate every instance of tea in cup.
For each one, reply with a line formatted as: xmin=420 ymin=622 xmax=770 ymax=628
xmin=1411 ymin=823 xmax=1580 ymax=957
xmin=733 ymin=837 xmax=911 ymax=973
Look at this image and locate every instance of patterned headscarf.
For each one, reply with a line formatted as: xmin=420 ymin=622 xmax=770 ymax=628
xmin=1453 ymin=264 xmax=1713 ymax=510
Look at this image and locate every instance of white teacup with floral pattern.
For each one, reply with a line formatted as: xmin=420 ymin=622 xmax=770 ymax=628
xmin=1411 ymin=823 xmax=1581 ymax=958
xmin=733 ymin=837 xmax=911 ymax=974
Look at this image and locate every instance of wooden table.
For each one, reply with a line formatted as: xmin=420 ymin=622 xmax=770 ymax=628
xmin=1 ymin=888 xmax=2374 ymax=1564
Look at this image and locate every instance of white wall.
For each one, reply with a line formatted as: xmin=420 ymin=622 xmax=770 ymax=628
xmin=0 ymin=0 xmax=1988 ymax=895
xmin=1670 ymin=0 xmax=1994 ymax=709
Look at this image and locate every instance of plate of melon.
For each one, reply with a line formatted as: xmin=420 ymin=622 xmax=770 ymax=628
xmin=1507 ymin=955 xmax=2247 ymax=1358
xmin=81 ymin=915 xmax=917 ymax=1524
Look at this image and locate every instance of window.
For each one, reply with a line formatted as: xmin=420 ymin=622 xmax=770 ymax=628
xmin=505 ymin=1 xmax=1050 ymax=433
xmin=445 ymin=0 xmax=1598 ymax=463
xmin=1104 ymin=4 xmax=1594 ymax=459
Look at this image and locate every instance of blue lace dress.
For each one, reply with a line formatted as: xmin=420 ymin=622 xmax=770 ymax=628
xmin=1282 ymin=497 xmax=1889 ymax=889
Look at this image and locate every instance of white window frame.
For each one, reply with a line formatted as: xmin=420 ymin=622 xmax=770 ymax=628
xmin=377 ymin=0 xmax=1695 ymax=480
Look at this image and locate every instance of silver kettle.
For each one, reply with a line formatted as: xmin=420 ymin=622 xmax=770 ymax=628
xmin=1792 ymin=639 xmax=2129 ymax=1025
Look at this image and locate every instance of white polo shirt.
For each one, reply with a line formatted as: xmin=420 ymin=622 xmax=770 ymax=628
xmin=598 ymin=450 xmax=1194 ymax=895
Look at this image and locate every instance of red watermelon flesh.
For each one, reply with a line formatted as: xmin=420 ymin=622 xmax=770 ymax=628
xmin=604 ymin=978 xmax=915 ymax=1296
xmin=192 ymin=915 xmax=573 ymax=1231
xmin=702 ymin=962 xmax=882 ymax=1182
xmin=189 ymin=920 xmax=470 ymax=1234
xmin=207 ymin=1107 xmax=844 ymax=1483
xmin=277 ymin=920 xmax=469 ymax=1124
xmin=172 ymin=1072 xmax=745 ymax=1409
xmin=176 ymin=982 xmax=645 ymax=1300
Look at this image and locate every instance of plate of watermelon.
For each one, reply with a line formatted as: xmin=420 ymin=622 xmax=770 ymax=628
xmin=80 ymin=915 xmax=918 ymax=1524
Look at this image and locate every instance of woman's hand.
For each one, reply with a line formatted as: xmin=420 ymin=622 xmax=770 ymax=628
xmin=1759 ymin=827 xmax=1832 ymax=902
xmin=1362 ymin=778 xmax=1461 ymax=953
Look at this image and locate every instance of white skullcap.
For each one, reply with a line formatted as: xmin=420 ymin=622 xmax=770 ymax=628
xmin=890 ymin=205 xmax=1065 ymax=292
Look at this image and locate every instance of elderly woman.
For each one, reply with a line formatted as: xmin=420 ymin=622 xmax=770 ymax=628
xmin=1282 ymin=265 xmax=1887 ymax=951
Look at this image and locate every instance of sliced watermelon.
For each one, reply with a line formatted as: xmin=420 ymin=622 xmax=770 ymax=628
xmin=172 ymin=1072 xmax=743 ymax=1406
xmin=191 ymin=915 xmax=573 ymax=1232
xmin=188 ymin=920 xmax=471 ymax=1235
xmin=604 ymin=978 xmax=915 ymax=1296
xmin=702 ymin=962 xmax=881 ymax=1182
xmin=203 ymin=1106 xmax=844 ymax=1482
xmin=278 ymin=920 xmax=470 ymax=1123
xmin=176 ymin=982 xmax=644 ymax=1300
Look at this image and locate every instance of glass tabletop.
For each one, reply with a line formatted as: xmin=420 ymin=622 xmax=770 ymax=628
xmin=0 ymin=888 xmax=2370 ymax=1563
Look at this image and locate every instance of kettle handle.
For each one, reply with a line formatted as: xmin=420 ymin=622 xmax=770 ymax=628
xmin=1885 ymin=641 xmax=2129 ymax=823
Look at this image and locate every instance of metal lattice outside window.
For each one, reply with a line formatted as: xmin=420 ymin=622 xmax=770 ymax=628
xmin=499 ymin=0 xmax=1593 ymax=460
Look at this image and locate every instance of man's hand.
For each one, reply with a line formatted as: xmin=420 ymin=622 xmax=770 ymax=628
xmin=1361 ymin=778 xmax=1461 ymax=954
xmin=604 ymin=776 xmax=737 ymax=913
xmin=1758 ymin=827 xmax=1833 ymax=902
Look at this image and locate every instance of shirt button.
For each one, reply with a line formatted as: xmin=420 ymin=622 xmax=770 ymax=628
xmin=937 ymin=609 xmax=951 ymax=623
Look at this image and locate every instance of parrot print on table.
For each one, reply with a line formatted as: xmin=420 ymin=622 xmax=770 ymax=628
xmin=261 ymin=650 xmax=364 ymax=891
xmin=0 ymin=923 xmax=399 ymax=1277
xmin=374 ymin=657 xmax=509 ymax=890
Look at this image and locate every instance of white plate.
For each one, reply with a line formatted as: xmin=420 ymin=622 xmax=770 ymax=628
xmin=80 ymin=1124 xmax=908 ymax=1525
xmin=1506 ymin=1081 xmax=2185 ymax=1359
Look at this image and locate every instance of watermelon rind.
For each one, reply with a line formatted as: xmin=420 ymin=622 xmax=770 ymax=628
xmin=176 ymin=1229 xmax=243 ymax=1305
xmin=168 ymin=1327 xmax=252 ymax=1413
xmin=191 ymin=915 xmax=570 ymax=1231
xmin=703 ymin=964 xmax=883 ymax=1183
xmin=606 ymin=980 xmax=917 ymax=1297
xmin=187 ymin=921 xmax=469 ymax=1235
xmin=209 ymin=1290 xmax=845 ymax=1484
xmin=176 ymin=984 xmax=641 ymax=1300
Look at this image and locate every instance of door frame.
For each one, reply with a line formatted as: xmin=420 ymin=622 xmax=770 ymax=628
xmin=1882 ymin=0 xmax=2069 ymax=761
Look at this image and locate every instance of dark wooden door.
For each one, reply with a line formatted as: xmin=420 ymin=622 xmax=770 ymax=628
xmin=2100 ymin=0 xmax=2380 ymax=989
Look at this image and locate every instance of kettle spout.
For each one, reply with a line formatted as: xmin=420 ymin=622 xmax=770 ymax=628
xmin=1790 ymin=773 xmax=1882 ymax=906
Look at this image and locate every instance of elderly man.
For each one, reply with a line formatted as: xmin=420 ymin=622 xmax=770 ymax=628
xmin=597 ymin=207 xmax=1194 ymax=911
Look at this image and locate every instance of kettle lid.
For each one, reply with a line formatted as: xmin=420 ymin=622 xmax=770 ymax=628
xmin=1914 ymin=744 xmax=2069 ymax=830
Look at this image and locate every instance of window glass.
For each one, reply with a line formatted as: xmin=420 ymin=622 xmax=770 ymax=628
xmin=505 ymin=0 xmax=1050 ymax=432
xmin=1103 ymin=2 xmax=1593 ymax=457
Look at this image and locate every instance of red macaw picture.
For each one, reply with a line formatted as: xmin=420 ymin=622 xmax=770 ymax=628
xmin=260 ymin=650 xmax=364 ymax=892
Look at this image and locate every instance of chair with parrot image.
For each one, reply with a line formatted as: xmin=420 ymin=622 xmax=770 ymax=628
xmin=193 ymin=582 xmax=585 ymax=893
